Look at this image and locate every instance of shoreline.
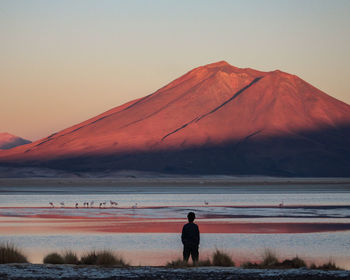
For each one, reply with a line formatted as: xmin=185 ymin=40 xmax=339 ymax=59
xmin=1 ymin=176 xmax=350 ymax=187
xmin=0 ymin=264 xmax=349 ymax=280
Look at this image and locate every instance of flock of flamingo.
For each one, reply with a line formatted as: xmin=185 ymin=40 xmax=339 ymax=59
xmin=47 ymin=201 xmax=212 ymax=209
xmin=48 ymin=200 xmax=285 ymax=209
xmin=48 ymin=200 xmax=137 ymax=209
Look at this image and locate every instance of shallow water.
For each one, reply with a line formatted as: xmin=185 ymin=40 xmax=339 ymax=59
xmin=0 ymin=184 xmax=349 ymax=268
xmin=0 ymin=188 xmax=349 ymax=207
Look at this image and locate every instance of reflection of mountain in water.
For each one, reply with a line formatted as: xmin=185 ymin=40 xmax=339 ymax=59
xmin=1 ymin=61 xmax=350 ymax=176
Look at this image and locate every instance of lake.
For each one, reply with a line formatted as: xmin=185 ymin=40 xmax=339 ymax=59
xmin=0 ymin=183 xmax=349 ymax=268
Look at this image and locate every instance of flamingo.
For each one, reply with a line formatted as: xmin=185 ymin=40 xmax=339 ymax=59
xmin=110 ymin=200 xmax=118 ymax=208
xmin=49 ymin=202 xmax=54 ymax=208
xmin=99 ymin=202 xmax=103 ymax=208
xmin=204 ymin=200 xmax=209 ymax=206
xmin=60 ymin=202 xmax=65 ymax=208
xmin=75 ymin=202 xmax=79 ymax=209
xmin=278 ymin=200 xmax=284 ymax=208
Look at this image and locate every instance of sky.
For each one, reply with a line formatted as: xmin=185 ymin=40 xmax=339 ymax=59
xmin=1 ymin=0 xmax=350 ymax=141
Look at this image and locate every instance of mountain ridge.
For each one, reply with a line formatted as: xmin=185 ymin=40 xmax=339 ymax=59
xmin=1 ymin=61 xmax=350 ymax=177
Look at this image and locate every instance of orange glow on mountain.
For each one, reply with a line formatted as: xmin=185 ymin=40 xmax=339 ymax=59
xmin=1 ymin=61 xmax=350 ymax=176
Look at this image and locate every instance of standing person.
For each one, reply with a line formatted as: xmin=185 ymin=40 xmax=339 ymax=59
xmin=181 ymin=212 xmax=200 ymax=263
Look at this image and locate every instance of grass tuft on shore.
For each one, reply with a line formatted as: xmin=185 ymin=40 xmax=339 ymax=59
xmin=0 ymin=243 xmax=28 ymax=264
xmin=166 ymin=259 xmax=189 ymax=268
xmin=309 ymin=260 xmax=341 ymax=270
xmin=1 ymin=243 xmax=342 ymax=270
xmin=242 ymin=250 xmax=307 ymax=269
xmin=212 ymin=250 xmax=235 ymax=267
xmin=80 ymin=250 xmax=127 ymax=267
xmin=240 ymin=249 xmax=342 ymax=270
xmin=167 ymin=250 xmax=234 ymax=268
xmin=96 ymin=250 xmax=127 ymax=267
xmin=80 ymin=251 xmax=98 ymax=265
xmin=166 ymin=258 xmax=212 ymax=268
xmin=42 ymin=250 xmax=127 ymax=267
xmin=260 ymin=249 xmax=278 ymax=267
xmin=241 ymin=261 xmax=260 ymax=269
xmin=43 ymin=253 xmax=64 ymax=264
xmin=195 ymin=259 xmax=212 ymax=267
xmin=284 ymin=256 xmax=307 ymax=268
xmin=63 ymin=250 xmax=79 ymax=265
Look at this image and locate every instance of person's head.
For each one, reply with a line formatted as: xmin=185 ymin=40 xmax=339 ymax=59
xmin=187 ymin=212 xmax=195 ymax=223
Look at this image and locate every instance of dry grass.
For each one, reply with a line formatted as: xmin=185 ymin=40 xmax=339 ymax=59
xmin=212 ymin=250 xmax=235 ymax=267
xmin=196 ymin=259 xmax=212 ymax=267
xmin=260 ymin=249 xmax=278 ymax=267
xmin=166 ymin=258 xmax=189 ymax=268
xmin=317 ymin=260 xmax=340 ymax=270
xmin=80 ymin=250 xmax=127 ymax=267
xmin=43 ymin=252 xmax=64 ymax=264
xmin=309 ymin=260 xmax=341 ymax=270
xmin=241 ymin=250 xmax=306 ymax=269
xmin=0 ymin=243 xmax=28 ymax=264
xmin=241 ymin=261 xmax=260 ymax=269
xmin=280 ymin=256 xmax=306 ymax=268
xmin=62 ymin=250 xmax=79 ymax=265
xmin=167 ymin=250 xmax=235 ymax=268
xmin=241 ymin=249 xmax=341 ymax=270
xmin=80 ymin=251 xmax=98 ymax=265
xmin=42 ymin=250 xmax=127 ymax=267
xmin=0 ymin=243 xmax=342 ymax=271
xmin=166 ymin=258 xmax=212 ymax=268
xmin=96 ymin=250 xmax=127 ymax=267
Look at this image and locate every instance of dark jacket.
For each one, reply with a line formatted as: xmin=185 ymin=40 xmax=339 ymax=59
xmin=181 ymin=222 xmax=200 ymax=246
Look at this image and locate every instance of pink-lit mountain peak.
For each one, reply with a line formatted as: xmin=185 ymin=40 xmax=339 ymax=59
xmin=1 ymin=61 xmax=350 ymax=176
xmin=0 ymin=133 xmax=31 ymax=150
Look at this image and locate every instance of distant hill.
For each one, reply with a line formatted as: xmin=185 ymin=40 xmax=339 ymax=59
xmin=0 ymin=133 xmax=31 ymax=150
xmin=1 ymin=61 xmax=350 ymax=177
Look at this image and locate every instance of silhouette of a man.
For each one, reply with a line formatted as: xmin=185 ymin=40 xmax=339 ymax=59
xmin=181 ymin=211 xmax=200 ymax=263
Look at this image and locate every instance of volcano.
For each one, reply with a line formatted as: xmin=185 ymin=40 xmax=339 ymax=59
xmin=0 ymin=133 xmax=31 ymax=150
xmin=1 ymin=61 xmax=350 ymax=176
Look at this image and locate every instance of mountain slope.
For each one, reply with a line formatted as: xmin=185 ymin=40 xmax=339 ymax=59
xmin=1 ymin=61 xmax=350 ymax=176
xmin=0 ymin=133 xmax=31 ymax=150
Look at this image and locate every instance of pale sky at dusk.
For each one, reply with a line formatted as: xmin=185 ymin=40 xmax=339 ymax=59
xmin=1 ymin=0 xmax=350 ymax=141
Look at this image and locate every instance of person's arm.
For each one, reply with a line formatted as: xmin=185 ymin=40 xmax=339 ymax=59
xmin=181 ymin=225 xmax=185 ymax=245
xmin=196 ymin=225 xmax=200 ymax=245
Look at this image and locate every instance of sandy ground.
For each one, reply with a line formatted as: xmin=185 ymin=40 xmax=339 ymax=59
xmin=0 ymin=264 xmax=349 ymax=280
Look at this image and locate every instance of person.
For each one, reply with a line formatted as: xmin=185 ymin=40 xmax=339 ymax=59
xmin=181 ymin=211 xmax=200 ymax=263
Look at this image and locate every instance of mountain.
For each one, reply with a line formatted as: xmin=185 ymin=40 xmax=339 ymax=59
xmin=0 ymin=133 xmax=31 ymax=150
xmin=1 ymin=61 xmax=350 ymax=176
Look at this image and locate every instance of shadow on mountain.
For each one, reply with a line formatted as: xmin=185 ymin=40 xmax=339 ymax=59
xmin=0 ymin=138 xmax=31 ymax=150
xmin=1 ymin=125 xmax=350 ymax=177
